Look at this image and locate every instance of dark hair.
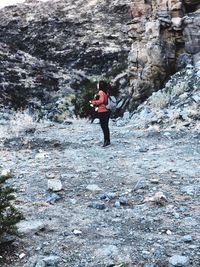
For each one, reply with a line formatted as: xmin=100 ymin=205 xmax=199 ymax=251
xmin=99 ymin=80 xmax=108 ymax=93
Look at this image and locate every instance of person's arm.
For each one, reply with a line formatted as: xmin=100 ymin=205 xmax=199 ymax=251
xmin=91 ymin=91 xmax=106 ymax=106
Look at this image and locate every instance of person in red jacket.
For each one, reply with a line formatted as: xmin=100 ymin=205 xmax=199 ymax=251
xmin=90 ymin=80 xmax=111 ymax=147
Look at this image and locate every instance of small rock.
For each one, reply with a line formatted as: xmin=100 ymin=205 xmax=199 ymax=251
xmin=92 ymin=118 xmax=99 ymax=124
xmin=192 ymin=94 xmax=200 ymax=102
xmin=145 ymin=191 xmax=168 ymax=205
xmin=138 ymin=147 xmax=148 ymax=152
xmin=99 ymin=194 xmax=107 ymax=200
xmin=142 ymin=250 xmax=151 ymax=258
xmin=86 ymin=184 xmax=102 ymax=192
xmin=46 ymin=193 xmax=61 ymax=204
xmin=106 ymin=192 xmax=117 ymax=199
xmin=150 ymin=179 xmax=159 ymax=184
xmin=88 ymin=202 xmax=105 ymax=210
xmin=35 ymin=152 xmax=46 ymax=160
xmin=70 ymin=198 xmax=77 ymax=205
xmin=19 ymin=253 xmax=26 ymax=259
xmin=48 ymin=179 xmax=63 ymax=192
xmin=17 ymin=220 xmax=46 ymax=235
xmin=114 ymin=201 xmax=121 ymax=208
xmin=119 ymin=196 xmax=129 ymax=205
xmin=46 ymin=173 xmax=55 ymax=179
xmin=182 ymin=235 xmax=193 ymax=243
xmin=35 ymin=260 xmax=46 ymax=267
xmin=123 ymin=111 xmax=130 ymax=120
xmin=73 ymin=229 xmax=82 ymax=235
xmin=166 ymin=230 xmax=172 ymax=235
xmin=169 ymin=255 xmax=189 ymax=266
xmin=133 ymin=179 xmax=147 ymax=190
xmin=43 ymin=255 xmax=60 ymax=266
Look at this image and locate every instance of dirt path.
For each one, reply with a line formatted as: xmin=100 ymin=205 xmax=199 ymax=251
xmin=0 ymin=119 xmax=200 ymax=267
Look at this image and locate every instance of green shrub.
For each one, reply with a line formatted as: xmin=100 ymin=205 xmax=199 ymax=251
xmin=0 ymin=174 xmax=23 ymax=238
xmin=72 ymin=80 xmax=97 ymax=118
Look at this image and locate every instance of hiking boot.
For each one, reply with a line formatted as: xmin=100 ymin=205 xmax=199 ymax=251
xmin=103 ymin=140 xmax=110 ymax=147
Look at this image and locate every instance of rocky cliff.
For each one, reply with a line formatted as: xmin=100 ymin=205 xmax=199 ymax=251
xmin=0 ymin=0 xmax=199 ymax=119
xmin=128 ymin=0 xmax=200 ymax=109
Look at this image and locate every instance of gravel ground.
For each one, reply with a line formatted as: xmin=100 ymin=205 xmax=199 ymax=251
xmin=0 ymin=119 xmax=200 ymax=267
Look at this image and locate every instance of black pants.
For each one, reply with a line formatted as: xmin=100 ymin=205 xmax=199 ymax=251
xmin=98 ymin=111 xmax=110 ymax=142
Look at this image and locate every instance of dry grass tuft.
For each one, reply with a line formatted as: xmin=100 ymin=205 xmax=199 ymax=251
xmin=0 ymin=110 xmax=48 ymax=139
xmin=170 ymin=81 xmax=188 ymax=97
xmin=150 ymin=91 xmax=170 ymax=109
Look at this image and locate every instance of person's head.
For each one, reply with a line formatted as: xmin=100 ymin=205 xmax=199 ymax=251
xmin=98 ymin=80 xmax=108 ymax=93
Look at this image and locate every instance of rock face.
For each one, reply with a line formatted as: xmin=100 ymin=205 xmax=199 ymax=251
xmin=127 ymin=64 xmax=200 ymax=131
xmin=128 ymin=0 xmax=200 ymax=108
xmin=0 ymin=0 xmax=131 ymax=112
xmin=0 ymin=0 xmax=199 ymax=115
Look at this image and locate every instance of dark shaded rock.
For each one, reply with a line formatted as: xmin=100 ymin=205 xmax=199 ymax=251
xmin=0 ymin=0 xmax=131 ymax=114
xmin=88 ymin=202 xmax=106 ymax=210
xmin=0 ymin=234 xmax=16 ymax=245
xmin=176 ymin=54 xmax=193 ymax=70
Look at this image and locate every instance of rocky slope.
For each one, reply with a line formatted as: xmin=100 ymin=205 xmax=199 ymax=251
xmin=0 ymin=0 xmax=199 ymax=118
xmin=0 ymin=60 xmax=200 ymax=265
xmin=0 ymin=1 xmax=200 ymax=266
xmin=0 ymin=0 xmax=131 ymax=114
xmin=116 ymin=64 xmax=200 ymax=131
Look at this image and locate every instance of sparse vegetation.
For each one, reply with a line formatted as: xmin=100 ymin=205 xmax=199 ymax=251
xmin=0 ymin=172 xmax=23 ymax=240
xmin=7 ymin=109 xmax=47 ymax=137
xmin=150 ymin=90 xmax=171 ymax=109
xmin=170 ymin=81 xmax=188 ymax=96
xmin=72 ymin=80 xmax=97 ymax=118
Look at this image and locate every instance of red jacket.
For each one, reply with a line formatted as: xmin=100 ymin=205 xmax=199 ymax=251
xmin=91 ymin=90 xmax=109 ymax=113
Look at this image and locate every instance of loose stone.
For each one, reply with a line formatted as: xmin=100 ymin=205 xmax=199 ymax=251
xmin=88 ymin=202 xmax=106 ymax=210
xmin=169 ymin=255 xmax=189 ymax=266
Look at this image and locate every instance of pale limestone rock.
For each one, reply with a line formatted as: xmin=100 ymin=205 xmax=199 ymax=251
xmin=172 ymin=17 xmax=182 ymax=27
xmin=48 ymin=179 xmax=63 ymax=192
xmin=1 ymin=169 xmax=12 ymax=178
xmin=86 ymin=184 xmax=102 ymax=192
xmin=145 ymin=20 xmax=160 ymax=38
xmin=35 ymin=152 xmax=46 ymax=160
xmin=17 ymin=220 xmax=46 ymax=234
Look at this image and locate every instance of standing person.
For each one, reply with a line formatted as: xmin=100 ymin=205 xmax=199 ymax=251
xmin=90 ymin=80 xmax=111 ymax=147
